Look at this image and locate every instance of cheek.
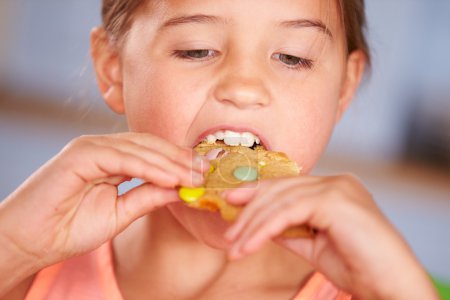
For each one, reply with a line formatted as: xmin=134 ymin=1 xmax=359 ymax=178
xmin=297 ymin=102 xmax=337 ymax=171
xmin=275 ymin=74 xmax=342 ymax=173
xmin=122 ymin=63 xmax=207 ymax=144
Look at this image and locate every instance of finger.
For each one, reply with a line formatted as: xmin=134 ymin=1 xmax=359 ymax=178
xmin=228 ymin=185 xmax=301 ymax=258
xmin=223 ymin=176 xmax=315 ymax=205
xmin=222 ymin=183 xmax=259 ymax=205
xmin=71 ymin=147 xmax=180 ymax=188
xmin=229 ymin=182 xmax=323 ymax=258
xmin=234 ymin=191 xmax=316 ymax=258
xmin=229 ymin=177 xmax=325 ymax=243
xmin=91 ymin=176 xmax=132 ymax=186
xmin=223 ymin=186 xmax=267 ymax=241
xmin=225 ymin=178 xmax=303 ymax=241
xmin=113 ymin=133 xmax=206 ymax=172
xmin=235 ymin=183 xmax=322 ymax=243
xmin=105 ymin=141 xmax=205 ymax=187
xmin=116 ymin=183 xmax=180 ymax=232
xmin=232 ymin=194 xmax=298 ymax=253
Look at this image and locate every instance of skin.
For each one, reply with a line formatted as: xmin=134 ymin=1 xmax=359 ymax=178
xmin=0 ymin=0 xmax=439 ymax=299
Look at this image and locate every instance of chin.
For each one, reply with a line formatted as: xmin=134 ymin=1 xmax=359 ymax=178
xmin=167 ymin=202 xmax=232 ymax=250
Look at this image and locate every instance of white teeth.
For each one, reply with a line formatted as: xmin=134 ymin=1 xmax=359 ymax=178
xmin=204 ymin=130 xmax=261 ymax=147
xmin=206 ymin=134 xmax=217 ymax=144
xmin=224 ymin=130 xmax=241 ymax=146
xmin=240 ymin=132 xmax=255 ymax=147
xmin=215 ymin=130 xmax=225 ymax=140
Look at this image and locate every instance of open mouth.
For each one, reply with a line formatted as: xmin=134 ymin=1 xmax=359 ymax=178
xmin=197 ymin=129 xmax=266 ymax=150
xmin=188 ymin=129 xmax=270 ymax=219
xmin=185 ymin=129 xmax=311 ymax=238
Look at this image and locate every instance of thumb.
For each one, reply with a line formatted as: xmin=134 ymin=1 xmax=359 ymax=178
xmin=116 ymin=183 xmax=180 ymax=231
xmin=222 ymin=183 xmax=259 ymax=205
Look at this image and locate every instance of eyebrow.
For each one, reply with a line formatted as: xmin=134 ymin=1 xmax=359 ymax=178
xmin=279 ymin=19 xmax=333 ymax=39
xmin=159 ymin=14 xmax=332 ymax=39
xmin=159 ymin=14 xmax=225 ymax=30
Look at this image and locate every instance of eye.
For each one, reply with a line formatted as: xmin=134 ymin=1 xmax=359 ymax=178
xmin=172 ymin=49 xmax=218 ymax=60
xmin=272 ymin=53 xmax=314 ymax=70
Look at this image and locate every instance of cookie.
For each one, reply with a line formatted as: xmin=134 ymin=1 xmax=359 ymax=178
xmin=179 ymin=141 xmax=315 ymax=238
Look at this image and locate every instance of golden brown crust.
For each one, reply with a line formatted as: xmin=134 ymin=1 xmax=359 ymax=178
xmin=188 ymin=141 xmax=313 ymax=238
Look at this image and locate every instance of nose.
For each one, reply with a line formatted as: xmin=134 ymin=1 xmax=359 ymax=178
xmin=213 ymin=56 xmax=272 ymax=109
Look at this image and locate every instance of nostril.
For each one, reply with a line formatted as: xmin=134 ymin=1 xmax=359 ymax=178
xmin=219 ymin=98 xmax=266 ymax=109
xmin=214 ymin=77 xmax=271 ymax=109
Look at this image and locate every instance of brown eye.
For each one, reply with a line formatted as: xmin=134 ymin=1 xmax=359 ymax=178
xmin=272 ymin=53 xmax=314 ymax=70
xmin=173 ymin=49 xmax=217 ymax=60
xmin=185 ymin=49 xmax=211 ymax=58
xmin=279 ymin=54 xmax=301 ymax=66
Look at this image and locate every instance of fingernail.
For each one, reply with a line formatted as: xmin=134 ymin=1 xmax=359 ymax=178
xmin=192 ymin=171 xmax=204 ymax=186
xmin=224 ymin=186 xmax=251 ymax=198
xmin=222 ymin=189 xmax=231 ymax=198
xmin=222 ymin=188 xmax=238 ymax=200
xmin=201 ymin=161 xmax=211 ymax=174
xmin=193 ymin=155 xmax=209 ymax=171
xmin=228 ymin=246 xmax=241 ymax=260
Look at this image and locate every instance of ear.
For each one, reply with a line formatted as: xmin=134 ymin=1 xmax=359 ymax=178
xmin=90 ymin=27 xmax=125 ymax=114
xmin=335 ymin=50 xmax=367 ymax=122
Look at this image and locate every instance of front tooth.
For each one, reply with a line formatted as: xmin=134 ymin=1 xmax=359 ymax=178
xmin=224 ymin=130 xmax=241 ymax=146
xmin=255 ymin=137 xmax=260 ymax=144
xmin=206 ymin=134 xmax=217 ymax=144
xmin=215 ymin=131 xmax=225 ymax=140
xmin=241 ymin=132 xmax=255 ymax=147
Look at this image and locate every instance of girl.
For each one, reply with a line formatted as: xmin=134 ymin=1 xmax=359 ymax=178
xmin=0 ymin=0 xmax=439 ymax=299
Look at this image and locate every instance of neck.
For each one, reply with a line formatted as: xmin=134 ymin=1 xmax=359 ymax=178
xmin=113 ymin=208 xmax=313 ymax=298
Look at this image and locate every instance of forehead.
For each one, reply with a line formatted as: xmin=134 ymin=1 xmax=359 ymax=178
xmin=141 ymin=0 xmax=342 ymax=37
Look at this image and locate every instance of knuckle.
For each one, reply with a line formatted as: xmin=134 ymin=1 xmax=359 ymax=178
xmin=323 ymin=173 xmax=373 ymax=211
xmin=341 ymin=172 xmax=361 ymax=184
xmin=59 ymin=136 xmax=93 ymax=162
xmin=330 ymin=173 xmax=361 ymax=191
xmin=321 ymin=177 xmax=351 ymax=206
xmin=65 ymin=135 xmax=99 ymax=151
xmin=66 ymin=136 xmax=84 ymax=150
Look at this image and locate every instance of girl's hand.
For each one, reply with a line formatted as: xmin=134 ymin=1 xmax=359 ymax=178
xmin=0 ymin=133 xmax=206 ymax=291
xmin=224 ymin=175 xmax=439 ymax=300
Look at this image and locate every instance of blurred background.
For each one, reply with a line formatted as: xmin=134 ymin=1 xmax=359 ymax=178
xmin=1 ymin=0 xmax=449 ymax=290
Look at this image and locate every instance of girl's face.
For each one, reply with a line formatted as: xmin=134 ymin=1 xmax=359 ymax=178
xmin=96 ymin=0 xmax=365 ymax=249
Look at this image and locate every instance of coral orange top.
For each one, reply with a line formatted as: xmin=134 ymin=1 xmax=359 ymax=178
xmin=25 ymin=241 xmax=351 ymax=300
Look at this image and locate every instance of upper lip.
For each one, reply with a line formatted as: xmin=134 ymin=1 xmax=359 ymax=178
xmin=192 ymin=124 xmax=271 ymax=150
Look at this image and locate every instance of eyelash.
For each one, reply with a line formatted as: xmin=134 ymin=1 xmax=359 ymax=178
xmin=171 ymin=49 xmax=314 ymax=70
xmin=271 ymin=53 xmax=314 ymax=70
xmin=171 ymin=49 xmax=218 ymax=61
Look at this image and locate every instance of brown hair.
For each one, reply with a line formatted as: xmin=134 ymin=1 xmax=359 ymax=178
xmin=101 ymin=0 xmax=370 ymax=65
xmin=101 ymin=0 xmax=144 ymax=46
xmin=338 ymin=0 xmax=371 ymax=67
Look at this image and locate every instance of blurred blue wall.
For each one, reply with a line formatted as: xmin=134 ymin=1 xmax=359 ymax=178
xmin=0 ymin=0 xmax=101 ymax=99
xmin=329 ymin=0 xmax=450 ymax=159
